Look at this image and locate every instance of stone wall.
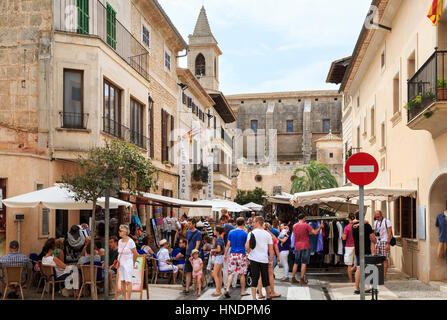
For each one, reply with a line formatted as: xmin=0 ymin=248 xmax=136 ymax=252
xmin=0 ymin=0 xmax=52 ymax=156
xmin=228 ymin=92 xmax=342 ymax=164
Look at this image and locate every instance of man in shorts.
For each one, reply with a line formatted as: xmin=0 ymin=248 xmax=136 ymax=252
xmin=291 ymin=214 xmax=323 ymax=285
xmin=245 ymin=216 xmax=273 ymax=300
xmin=342 ymin=213 xmax=356 ymax=282
xmin=223 ymin=217 xmax=249 ymax=298
xmin=374 ymin=210 xmax=392 ymax=280
xmin=183 ymin=218 xmax=202 ymax=295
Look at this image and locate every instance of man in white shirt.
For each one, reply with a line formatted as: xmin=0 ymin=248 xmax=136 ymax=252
xmin=245 ymin=216 xmax=273 ymax=300
xmin=157 ymin=239 xmax=179 ymax=284
xmin=374 ymin=210 xmax=392 ymax=279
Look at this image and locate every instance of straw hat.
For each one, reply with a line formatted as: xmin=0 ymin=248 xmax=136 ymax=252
xmin=191 ymin=249 xmax=200 ymax=255
xmin=159 ymin=239 xmax=168 ymax=246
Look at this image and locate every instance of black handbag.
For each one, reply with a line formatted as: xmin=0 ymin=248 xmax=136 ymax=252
xmin=385 ymin=220 xmax=396 ymax=246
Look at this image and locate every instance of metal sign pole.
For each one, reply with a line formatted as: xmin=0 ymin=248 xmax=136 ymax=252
xmin=359 ymin=185 xmax=365 ymax=301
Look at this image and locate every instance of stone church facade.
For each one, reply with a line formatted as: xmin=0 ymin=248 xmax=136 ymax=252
xmin=227 ymin=91 xmax=343 ymax=195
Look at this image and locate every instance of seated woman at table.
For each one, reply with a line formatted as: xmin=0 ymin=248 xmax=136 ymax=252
xmin=42 ymin=242 xmax=79 ymax=297
xmin=140 ymin=236 xmax=155 ymax=255
xmin=157 ymin=239 xmax=180 ymax=284
xmin=38 ymin=238 xmax=55 ymax=261
xmin=54 ymin=238 xmax=65 ymax=262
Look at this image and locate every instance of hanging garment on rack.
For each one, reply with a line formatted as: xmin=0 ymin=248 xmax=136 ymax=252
xmin=317 ymin=227 xmax=324 ymax=253
xmin=336 ymin=221 xmax=344 ymax=255
xmin=328 ymin=221 xmax=334 ymax=255
xmin=323 ymin=222 xmax=330 ymax=255
xmin=309 ymin=222 xmax=320 ymax=255
xmin=332 ymin=220 xmax=340 ymax=254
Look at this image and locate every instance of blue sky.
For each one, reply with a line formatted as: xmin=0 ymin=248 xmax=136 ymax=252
xmin=158 ymin=0 xmax=372 ymax=95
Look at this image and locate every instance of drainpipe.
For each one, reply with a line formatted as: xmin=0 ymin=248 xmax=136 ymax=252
xmin=176 ymin=48 xmax=189 ymax=59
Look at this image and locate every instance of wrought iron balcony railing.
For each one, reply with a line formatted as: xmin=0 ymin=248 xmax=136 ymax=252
xmin=60 ymin=111 xmax=89 ymax=129
xmin=102 ymin=117 xmax=149 ymax=150
xmin=407 ymin=50 xmax=447 ymax=122
xmin=54 ymin=0 xmax=149 ymax=81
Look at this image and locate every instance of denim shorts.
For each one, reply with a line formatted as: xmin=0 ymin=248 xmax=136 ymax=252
xmin=294 ymin=249 xmax=310 ymax=265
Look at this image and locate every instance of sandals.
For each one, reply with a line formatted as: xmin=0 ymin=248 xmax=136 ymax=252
xmin=271 ymin=293 xmax=281 ymax=298
xmin=240 ymin=292 xmax=250 ymax=297
xmin=211 ymin=292 xmax=222 ymax=297
xmin=224 ymin=291 xmax=231 ymax=298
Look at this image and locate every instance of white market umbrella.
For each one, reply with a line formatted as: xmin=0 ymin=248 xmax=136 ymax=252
xmin=1 ymin=185 xmax=132 ymax=210
xmin=194 ymin=199 xmax=250 ymax=213
xmin=243 ymin=202 xmax=263 ymax=211
xmin=290 ymin=186 xmax=417 ymax=208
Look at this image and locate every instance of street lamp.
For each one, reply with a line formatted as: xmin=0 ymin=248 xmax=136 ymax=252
xmin=231 ymin=167 xmax=240 ymax=178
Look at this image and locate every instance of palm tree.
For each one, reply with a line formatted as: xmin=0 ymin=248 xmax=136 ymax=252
xmin=291 ymin=161 xmax=338 ymax=193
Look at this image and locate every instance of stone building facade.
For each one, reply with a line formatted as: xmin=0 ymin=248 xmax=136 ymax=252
xmin=227 ymin=91 xmax=343 ymax=195
xmin=328 ymin=0 xmax=447 ymax=283
xmin=0 ymin=0 xmax=187 ymax=255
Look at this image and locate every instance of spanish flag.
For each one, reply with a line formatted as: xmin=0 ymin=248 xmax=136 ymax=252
xmin=182 ymin=130 xmax=193 ymax=145
xmin=428 ymin=0 xmax=443 ymax=26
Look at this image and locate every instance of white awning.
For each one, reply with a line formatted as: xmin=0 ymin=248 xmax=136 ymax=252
xmin=243 ymin=202 xmax=263 ymax=211
xmin=193 ymin=199 xmax=250 ymax=213
xmin=264 ymin=193 xmax=293 ymax=204
xmin=290 ymin=186 xmax=417 ymax=208
xmin=1 ymin=185 xmax=132 ymax=210
xmin=140 ymin=192 xmax=212 ymax=209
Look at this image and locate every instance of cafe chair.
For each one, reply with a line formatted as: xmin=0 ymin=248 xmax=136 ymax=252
xmin=2 ymin=266 xmax=25 ymax=300
xmin=78 ymin=265 xmax=102 ymax=300
xmin=150 ymin=253 xmax=174 ymax=285
xmin=40 ymin=264 xmax=66 ymax=300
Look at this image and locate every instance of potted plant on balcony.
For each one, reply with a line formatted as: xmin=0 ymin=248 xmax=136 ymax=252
xmin=438 ymin=79 xmax=447 ymax=100
xmin=406 ymin=91 xmax=435 ymax=111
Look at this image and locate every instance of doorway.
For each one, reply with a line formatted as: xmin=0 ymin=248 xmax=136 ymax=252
xmin=56 ymin=210 xmax=68 ymax=239
xmin=429 ymin=173 xmax=447 ymax=281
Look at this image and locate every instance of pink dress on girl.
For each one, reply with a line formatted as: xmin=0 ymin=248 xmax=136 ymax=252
xmin=191 ymin=258 xmax=203 ymax=278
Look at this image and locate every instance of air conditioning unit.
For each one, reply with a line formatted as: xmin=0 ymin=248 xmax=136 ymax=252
xmin=14 ymin=213 xmax=25 ymax=222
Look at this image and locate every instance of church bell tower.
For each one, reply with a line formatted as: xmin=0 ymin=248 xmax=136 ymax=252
xmin=188 ymin=6 xmax=222 ymax=92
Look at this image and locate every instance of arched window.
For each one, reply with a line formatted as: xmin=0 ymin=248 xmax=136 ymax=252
xmin=195 ymin=53 xmax=206 ymax=76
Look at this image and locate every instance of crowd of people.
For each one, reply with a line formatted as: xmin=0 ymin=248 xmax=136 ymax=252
xmin=0 ymin=207 xmax=392 ymax=299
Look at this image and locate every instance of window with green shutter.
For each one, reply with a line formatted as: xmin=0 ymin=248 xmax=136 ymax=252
xmin=106 ymin=3 xmax=117 ymax=50
xmin=76 ymin=0 xmax=89 ymax=34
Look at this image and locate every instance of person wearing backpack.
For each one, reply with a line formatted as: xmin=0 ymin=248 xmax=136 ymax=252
xmin=245 ymin=216 xmax=273 ymax=300
xmin=373 ymin=210 xmax=394 ymax=280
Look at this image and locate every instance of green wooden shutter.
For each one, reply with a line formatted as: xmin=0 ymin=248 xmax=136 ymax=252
xmin=76 ymin=0 xmax=89 ymax=34
xmin=106 ymin=3 xmax=117 ymax=50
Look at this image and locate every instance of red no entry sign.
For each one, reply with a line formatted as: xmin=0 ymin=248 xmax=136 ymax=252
xmin=345 ymin=152 xmax=379 ymax=186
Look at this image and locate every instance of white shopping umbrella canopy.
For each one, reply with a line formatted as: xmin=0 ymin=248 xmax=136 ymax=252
xmin=193 ymin=199 xmax=250 ymax=213
xmin=290 ymin=186 xmax=417 ymax=208
xmin=243 ymin=202 xmax=263 ymax=211
xmin=1 ymin=185 xmax=132 ymax=210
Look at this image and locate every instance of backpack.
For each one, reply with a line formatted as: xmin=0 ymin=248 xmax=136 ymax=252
xmin=249 ymin=232 xmax=257 ymax=250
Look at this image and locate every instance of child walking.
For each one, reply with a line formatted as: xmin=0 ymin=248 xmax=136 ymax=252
xmin=189 ymin=249 xmax=203 ymax=296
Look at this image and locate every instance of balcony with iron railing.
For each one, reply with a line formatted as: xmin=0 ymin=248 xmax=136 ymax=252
xmin=59 ymin=112 xmax=89 ymax=130
xmin=221 ymin=128 xmax=233 ymax=149
xmin=102 ymin=117 xmax=149 ymax=150
xmin=407 ymin=49 xmax=447 ymax=138
xmin=54 ymin=0 xmax=149 ymax=81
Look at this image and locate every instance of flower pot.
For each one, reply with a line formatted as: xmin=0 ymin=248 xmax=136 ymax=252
xmin=437 ymin=88 xmax=447 ymax=100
